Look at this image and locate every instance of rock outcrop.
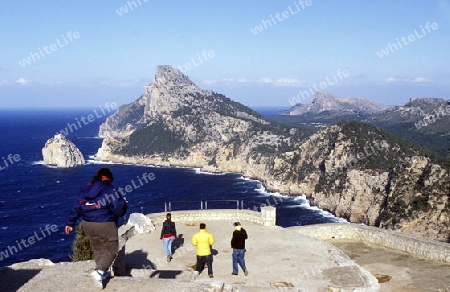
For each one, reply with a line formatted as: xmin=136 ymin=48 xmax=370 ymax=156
xmin=42 ymin=134 xmax=85 ymax=167
xmin=95 ymin=65 xmax=450 ymax=242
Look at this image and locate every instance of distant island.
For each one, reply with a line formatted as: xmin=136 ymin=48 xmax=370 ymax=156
xmin=95 ymin=65 xmax=450 ymax=243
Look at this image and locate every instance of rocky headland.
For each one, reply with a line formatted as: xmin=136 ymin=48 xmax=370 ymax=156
xmin=96 ymin=65 xmax=450 ymax=242
xmin=42 ymin=134 xmax=85 ymax=168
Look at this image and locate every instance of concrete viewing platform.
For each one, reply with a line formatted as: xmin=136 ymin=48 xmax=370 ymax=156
xmin=2 ymin=208 xmax=450 ymax=291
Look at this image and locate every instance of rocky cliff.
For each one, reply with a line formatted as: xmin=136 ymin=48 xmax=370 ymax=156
xmin=42 ymin=134 xmax=85 ymax=167
xmin=96 ymin=65 xmax=449 ymax=242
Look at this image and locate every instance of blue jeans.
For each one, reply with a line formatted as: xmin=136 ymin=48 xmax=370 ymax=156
xmin=232 ymin=249 xmax=246 ymax=274
xmin=162 ymin=236 xmax=175 ymax=256
xmin=196 ymin=254 xmax=213 ymax=275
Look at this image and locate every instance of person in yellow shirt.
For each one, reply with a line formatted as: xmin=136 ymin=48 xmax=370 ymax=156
xmin=191 ymin=223 xmax=215 ymax=278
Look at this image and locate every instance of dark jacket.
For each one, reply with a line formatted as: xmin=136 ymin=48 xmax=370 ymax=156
xmin=66 ymin=180 xmax=127 ymax=227
xmin=231 ymin=228 xmax=248 ymax=249
xmin=160 ymin=220 xmax=177 ymax=238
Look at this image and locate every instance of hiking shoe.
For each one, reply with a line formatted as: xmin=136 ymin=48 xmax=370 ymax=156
xmin=167 ymin=255 xmax=171 ymax=262
xmin=244 ymin=268 xmax=248 ymax=276
xmin=91 ymin=270 xmax=104 ymax=288
xmin=232 ymin=273 xmax=238 ymax=275
xmin=209 ymin=274 xmax=214 ymax=278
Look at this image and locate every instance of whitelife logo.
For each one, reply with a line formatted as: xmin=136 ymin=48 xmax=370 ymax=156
xmin=0 ymin=153 xmax=21 ymax=171
xmin=251 ymin=0 xmax=313 ymax=35
xmin=376 ymin=22 xmax=438 ymax=58
xmin=18 ymin=31 xmax=81 ymax=68
xmin=116 ymin=0 xmax=149 ymax=16
xmin=0 ymin=224 xmax=58 ymax=261
xmin=56 ymin=102 xmax=118 ymax=136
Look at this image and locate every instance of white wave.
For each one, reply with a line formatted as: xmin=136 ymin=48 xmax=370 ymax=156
xmin=307 ymin=205 xmax=348 ymax=223
xmin=88 ymin=158 xmax=159 ymax=170
xmin=78 ymin=136 xmax=101 ymax=139
xmin=87 ymin=159 xmax=115 ymax=165
xmin=32 ymin=161 xmax=58 ymax=168
xmin=193 ymin=168 xmax=226 ymax=175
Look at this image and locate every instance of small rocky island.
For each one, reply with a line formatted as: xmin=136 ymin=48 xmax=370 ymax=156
xmin=42 ymin=134 xmax=85 ymax=167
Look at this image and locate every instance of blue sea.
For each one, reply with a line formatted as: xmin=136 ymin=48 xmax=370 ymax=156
xmin=0 ymin=107 xmax=345 ymax=267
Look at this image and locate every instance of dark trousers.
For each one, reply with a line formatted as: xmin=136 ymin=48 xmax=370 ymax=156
xmin=196 ymin=254 xmax=213 ymax=275
xmin=82 ymin=221 xmax=119 ymax=272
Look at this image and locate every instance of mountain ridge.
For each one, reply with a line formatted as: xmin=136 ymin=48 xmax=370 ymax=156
xmin=274 ymin=93 xmax=450 ymax=158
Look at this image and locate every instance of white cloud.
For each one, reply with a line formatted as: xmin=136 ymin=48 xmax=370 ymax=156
xmin=274 ymin=78 xmax=308 ymax=87
xmin=0 ymin=79 xmax=11 ymax=86
xmin=385 ymin=77 xmax=433 ymax=84
xmin=15 ymin=77 xmax=29 ymax=85
xmin=257 ymin=78 xmax=273 ymax=84
xmin=411 ymin=77 xmax=432 ymax=83
xmin=201 ymin=78 xmax=235 ymax=85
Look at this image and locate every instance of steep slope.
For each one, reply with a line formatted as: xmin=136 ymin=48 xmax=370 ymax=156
xmin=96 ymin=66 xmax=449 ymax=242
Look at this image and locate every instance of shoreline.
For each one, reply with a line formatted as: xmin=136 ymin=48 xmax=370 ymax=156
xmin=92 ymin=157 xmax=348 ymax=224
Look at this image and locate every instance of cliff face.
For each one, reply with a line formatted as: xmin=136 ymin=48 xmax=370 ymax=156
xmin=42 ymin=134 xmax=85 ymax=168
xmin=96 ymin=65 xmax=450 ymax=242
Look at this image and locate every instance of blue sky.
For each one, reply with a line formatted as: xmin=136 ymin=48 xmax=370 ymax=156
xmin=1 ymin=0 xmax=449 ymax=108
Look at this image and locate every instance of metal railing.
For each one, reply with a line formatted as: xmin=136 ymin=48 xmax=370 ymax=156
xmin=140 ymin=199 xmax=262 ymax=214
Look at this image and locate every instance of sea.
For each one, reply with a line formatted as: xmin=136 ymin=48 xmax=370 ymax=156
xmin=0 ymin=107 xmax=345 ymax=268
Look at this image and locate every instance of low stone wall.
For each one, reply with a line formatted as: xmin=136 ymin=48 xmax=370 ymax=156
xmin=146 ymin=206 xmax=276 ymax=227
xmin=293 ymin=223 xmax=450 ymax=263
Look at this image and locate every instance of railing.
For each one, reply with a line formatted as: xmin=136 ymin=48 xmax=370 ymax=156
xmin=140 ymin=199 xmax=269 ymax=214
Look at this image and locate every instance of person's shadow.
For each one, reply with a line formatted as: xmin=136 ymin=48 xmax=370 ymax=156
xmin=171 ymin=234 xmax=184 ymax=255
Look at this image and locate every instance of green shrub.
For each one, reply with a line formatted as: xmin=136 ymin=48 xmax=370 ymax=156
xmin=71 ymin=224 xmax=93 ymax=262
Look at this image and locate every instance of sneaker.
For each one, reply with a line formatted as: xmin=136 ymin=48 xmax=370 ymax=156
xmin=232 ymin=273 xmax=238 ymax=275
xmin=103 ymin=271 xmax=111 ymax=280
xmin=244 ymin=269 xmax=248 ymax=276
xmin=209 ymin=274 xmax=214 ymax=278
xmin=193 ymin=271 xmax=199 ymax=280
xmin=167 ymin=255 xmax=171 ymax=262
xmin=90 ymin=270 xmax=103 ymax=288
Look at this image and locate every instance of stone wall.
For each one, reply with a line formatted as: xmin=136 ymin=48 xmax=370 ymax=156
xmin=146 ymin=206 xmax=276 ymax=227
xmin=293 ymin=223 xmax=450 ymax=263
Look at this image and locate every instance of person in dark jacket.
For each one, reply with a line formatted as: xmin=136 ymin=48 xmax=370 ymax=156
xmin=160 ymin=213 xmax=177 ymax=262
xmin=65 ymin=168 xmax=127 ymax=289
xmin=230 ymin=222 xmax=248 ymax=276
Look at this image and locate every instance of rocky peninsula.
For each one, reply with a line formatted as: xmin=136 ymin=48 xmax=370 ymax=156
xmin=95 ymin=65 xmax=449 ymax=242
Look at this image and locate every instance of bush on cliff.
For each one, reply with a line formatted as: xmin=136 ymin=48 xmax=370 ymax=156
xmin=71 ymin=224 xmax=93 ymax=262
